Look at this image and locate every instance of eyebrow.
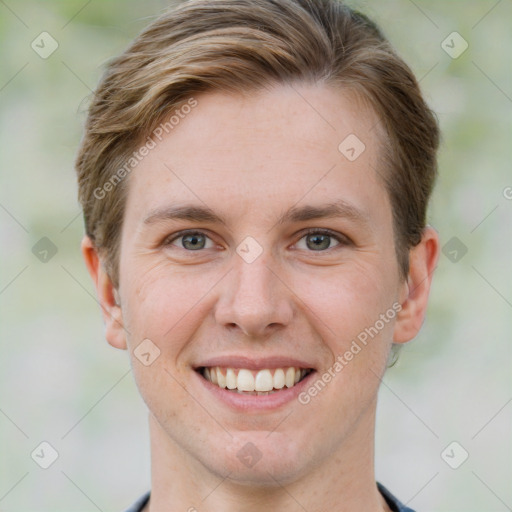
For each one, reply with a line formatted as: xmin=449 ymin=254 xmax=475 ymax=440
xmin=143 ymin=200 xmax=370 ymax=227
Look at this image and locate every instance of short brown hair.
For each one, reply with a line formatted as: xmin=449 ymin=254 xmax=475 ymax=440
xmin=75 ymin=0 xmax=439 ymax=289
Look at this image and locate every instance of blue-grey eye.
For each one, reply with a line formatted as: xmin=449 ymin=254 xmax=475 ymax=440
xmin=306 ymin=233 xmax=332 ymax=250
xmin=295 ymin=230 xmax=342 ymax=251
xmin=181 ymin=232 xmax=207 ymax=250
xmin=167 ymin=231 xmax=215 ymax=250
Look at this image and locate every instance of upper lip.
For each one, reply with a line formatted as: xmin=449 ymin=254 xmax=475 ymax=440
xmin=195 ymin=355 xmax=316 ymax=371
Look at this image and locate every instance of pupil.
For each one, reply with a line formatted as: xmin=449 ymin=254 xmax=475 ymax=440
xmin=183 ymin=234 xmax=204 ymax=250
xmin=307 ymin=234 xmax=330 ymax=251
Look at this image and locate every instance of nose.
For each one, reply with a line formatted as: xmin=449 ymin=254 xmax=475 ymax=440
xmin=214 ymin=253 xmax=294 ymax=338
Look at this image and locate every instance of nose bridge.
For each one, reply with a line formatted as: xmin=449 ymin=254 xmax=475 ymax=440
xmin=214 ymin=250 xmax=293 ymax=336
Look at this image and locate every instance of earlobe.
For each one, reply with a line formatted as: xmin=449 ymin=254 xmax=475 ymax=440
xmin=393 ymin=226 xmax=440 ymax=344
xmin=81 ymin=235 xmax=127 ymax=350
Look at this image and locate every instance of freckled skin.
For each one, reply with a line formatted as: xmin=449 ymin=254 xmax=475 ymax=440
xmin=82 ymin=83 xmax=439 ymax=512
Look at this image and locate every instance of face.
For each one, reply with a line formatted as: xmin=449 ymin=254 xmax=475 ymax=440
xmin=88 ymin=83 xmax=425 ymax=485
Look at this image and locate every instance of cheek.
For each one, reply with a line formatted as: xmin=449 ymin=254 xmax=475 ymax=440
xmin=288 ymin=260 xmax=397 ymax=345
xmin=121 ymin=261 xmax=220 ymax=353
xmin=121 ymin=266 xmax=208 ymax=420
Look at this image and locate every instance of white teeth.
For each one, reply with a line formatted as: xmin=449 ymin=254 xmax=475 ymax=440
xmin=273 ymin=368 xmax=285 ymax=389
xmin=285 ymin=367 xmax=295 ymax=388
xmin=237 ymin=369 xmax=255 ymax=391
xmin=216 ymin=368 xmax=226 ymax=388
xmin=254 ymin=369 xmax=273 ymax=392
xmin=202 ymin=366 xmax=311 ymax=392
xmin=226 ymin=368 xmax=237 ymax=389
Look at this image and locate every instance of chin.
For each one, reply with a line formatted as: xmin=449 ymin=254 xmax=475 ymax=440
xmin=205 ymin=432 xmax=311 ymax=486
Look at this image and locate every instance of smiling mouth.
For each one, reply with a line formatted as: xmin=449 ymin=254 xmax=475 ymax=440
xmin=198 ymin=367 xmax=314 ymax=395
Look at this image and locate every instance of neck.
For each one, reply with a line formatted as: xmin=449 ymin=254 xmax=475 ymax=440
xmin=144 ymin=399 xmax=391 ymax=512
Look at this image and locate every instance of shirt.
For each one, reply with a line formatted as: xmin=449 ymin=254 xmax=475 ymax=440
xmin=123 ymin=482 xmax=416 ymax=511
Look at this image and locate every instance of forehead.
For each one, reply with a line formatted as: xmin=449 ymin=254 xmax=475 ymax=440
xmin=123 ymin=83 xmax=389 ymax=226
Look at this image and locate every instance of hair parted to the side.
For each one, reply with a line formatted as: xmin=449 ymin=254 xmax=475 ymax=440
xmin=75 ymin=0 xmax=440 ymax=293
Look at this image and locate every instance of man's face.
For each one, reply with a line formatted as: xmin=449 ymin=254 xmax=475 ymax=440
xmin=114 ymin=84 xmax=408 ymax=483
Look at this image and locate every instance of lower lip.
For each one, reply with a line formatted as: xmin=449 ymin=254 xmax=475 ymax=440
xmin=194 ymin=370 xmax=316 ymax=412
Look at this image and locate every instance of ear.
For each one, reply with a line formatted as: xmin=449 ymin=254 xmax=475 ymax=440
xmin=393 ymin=226 xmax=440 ymax=344
xmin=81 ymin=235 xmax=127 ymax=350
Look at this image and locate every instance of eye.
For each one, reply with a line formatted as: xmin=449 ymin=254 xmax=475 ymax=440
xmin=163 ymin=228 xmax=350 ymax=253
xmin=165 ymin=230 xmax=215 ymax=251
xmin=295 ymin=229 xmax=348 ymax=252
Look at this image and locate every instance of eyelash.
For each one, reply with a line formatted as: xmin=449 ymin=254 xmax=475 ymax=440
xmin=163 ymin=228 xmax=351 ymax=252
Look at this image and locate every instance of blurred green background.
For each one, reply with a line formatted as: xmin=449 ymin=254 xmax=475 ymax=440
xmin=0 ymin=0 xmax=511 ymax=510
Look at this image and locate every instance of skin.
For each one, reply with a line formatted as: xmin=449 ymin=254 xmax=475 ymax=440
xmin=82 ymin=83 xmax=439 ymax=512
